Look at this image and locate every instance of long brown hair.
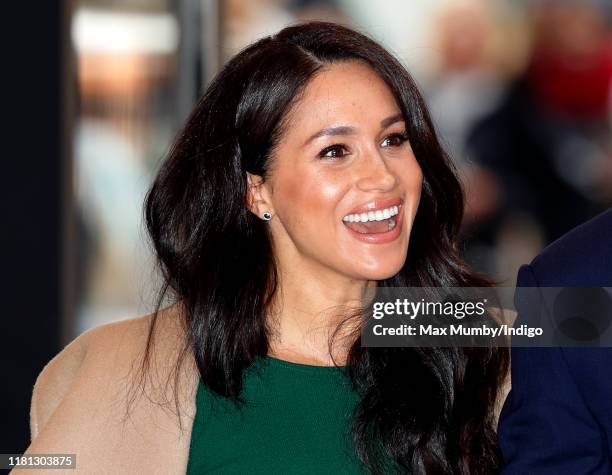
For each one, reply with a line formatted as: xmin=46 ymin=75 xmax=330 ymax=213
xmin=141 ymin=21 xmax=509 ymax=474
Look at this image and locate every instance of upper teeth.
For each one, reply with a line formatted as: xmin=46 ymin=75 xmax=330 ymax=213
xmin=342 ymin=205 xmax=400 ymax=223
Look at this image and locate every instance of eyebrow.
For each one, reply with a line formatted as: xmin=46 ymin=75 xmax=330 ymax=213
xmin=302 ymin=113 xmax=405 ymax=147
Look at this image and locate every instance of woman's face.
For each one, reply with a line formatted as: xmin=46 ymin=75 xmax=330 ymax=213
xmin=249 ymin=60 xmax=423 ymax=282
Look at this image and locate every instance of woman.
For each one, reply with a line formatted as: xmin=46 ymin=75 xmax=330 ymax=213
xmin=20 ymin=21 xmax=510 ymax=475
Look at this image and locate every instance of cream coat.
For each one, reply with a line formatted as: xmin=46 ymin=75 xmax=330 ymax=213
xmin=13 ymin=304 xmax=512 ymax=474
xmin=13 ymin=304 xmax=199 ymax=474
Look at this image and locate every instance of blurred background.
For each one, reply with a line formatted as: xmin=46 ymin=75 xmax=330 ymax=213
xmin=2 ymin=0 xmax=611 ymax=458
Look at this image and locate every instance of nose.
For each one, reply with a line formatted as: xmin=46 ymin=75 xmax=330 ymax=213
xmin=355 ymin=150 xmax=397 ymax=192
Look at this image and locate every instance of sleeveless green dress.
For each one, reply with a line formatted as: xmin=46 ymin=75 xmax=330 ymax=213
xmin=186 ymin=355 xmax=394 ymax=474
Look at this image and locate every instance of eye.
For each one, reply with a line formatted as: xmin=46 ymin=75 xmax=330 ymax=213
xmin=382 ymin=132 xmax=409 ymax=148
xmin=317 ymin=144 xmax=349 ymax=160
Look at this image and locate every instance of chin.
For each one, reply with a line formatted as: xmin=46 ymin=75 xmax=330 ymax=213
xmin=364 ymin=268 xmax=402 ymax=281
xmin=350 ymin=259 xmax=405 ymax=281
xmin=348 ymin=244 xmax=408 ymax=280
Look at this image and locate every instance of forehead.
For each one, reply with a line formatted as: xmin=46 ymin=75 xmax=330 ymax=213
xmin=283 ymin=61 xmax=401 ymax=132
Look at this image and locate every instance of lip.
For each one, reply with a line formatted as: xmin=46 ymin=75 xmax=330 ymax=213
xmin=342 ymin=200 xmax=405 ymax=244
xmin=344 ymin=197 xmax=404 ymax=217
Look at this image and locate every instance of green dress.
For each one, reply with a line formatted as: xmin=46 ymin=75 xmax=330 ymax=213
xmin=186 ymin=355 xmax=392 ymax=474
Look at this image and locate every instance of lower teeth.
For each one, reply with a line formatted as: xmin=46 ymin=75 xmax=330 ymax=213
xmin=388 ymin=218 xmax=396 ymax=230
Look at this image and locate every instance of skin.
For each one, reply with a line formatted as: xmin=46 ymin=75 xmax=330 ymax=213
xmin=247 ymin=60 xmax=423 ymax=366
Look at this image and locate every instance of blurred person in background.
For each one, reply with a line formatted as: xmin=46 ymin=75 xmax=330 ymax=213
xmin=463 ymin=0 xmax=612 ymax=284
xmin=224 ymin=0 xmax=348 ymax=59
xmin=427 ymin=0 xmax=505 ymax=163
xmin=426 ymin=0 xmax=511 ymax=279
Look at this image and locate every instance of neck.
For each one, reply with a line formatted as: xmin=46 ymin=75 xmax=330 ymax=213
xmin=267 ymin=255 xmax=375 ymax=366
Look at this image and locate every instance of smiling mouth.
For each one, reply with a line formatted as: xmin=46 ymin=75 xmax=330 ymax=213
xmin=342 ymin=204 xmax=401 ymax=234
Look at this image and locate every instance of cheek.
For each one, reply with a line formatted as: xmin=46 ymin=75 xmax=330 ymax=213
xmin=395 ymin=158 xmax=423 ymax=197
xmin=273 ymin=167 xmax=348 ymax=229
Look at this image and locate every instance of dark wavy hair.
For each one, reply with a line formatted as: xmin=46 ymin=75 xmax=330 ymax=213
xmin=140 ymin=21 xmax=509 ymax=475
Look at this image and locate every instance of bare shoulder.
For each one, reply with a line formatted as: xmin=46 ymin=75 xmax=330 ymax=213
xmin=29 ymin=303 xmax=186 ymax=441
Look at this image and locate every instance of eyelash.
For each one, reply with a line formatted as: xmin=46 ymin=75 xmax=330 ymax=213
xmin=317 ymin=132 xmax=409 ymax=160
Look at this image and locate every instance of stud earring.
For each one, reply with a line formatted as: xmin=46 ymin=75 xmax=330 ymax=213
xmin=262 ymin=211 xmax=272 ymax=221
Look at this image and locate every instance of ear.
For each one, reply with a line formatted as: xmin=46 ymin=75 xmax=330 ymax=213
xmin=246 ymin=172 xmax=273 ymax=218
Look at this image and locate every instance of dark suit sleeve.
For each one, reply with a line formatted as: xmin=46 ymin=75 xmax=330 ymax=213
xmin=498 ymin=264 xmax=610 ymax=474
